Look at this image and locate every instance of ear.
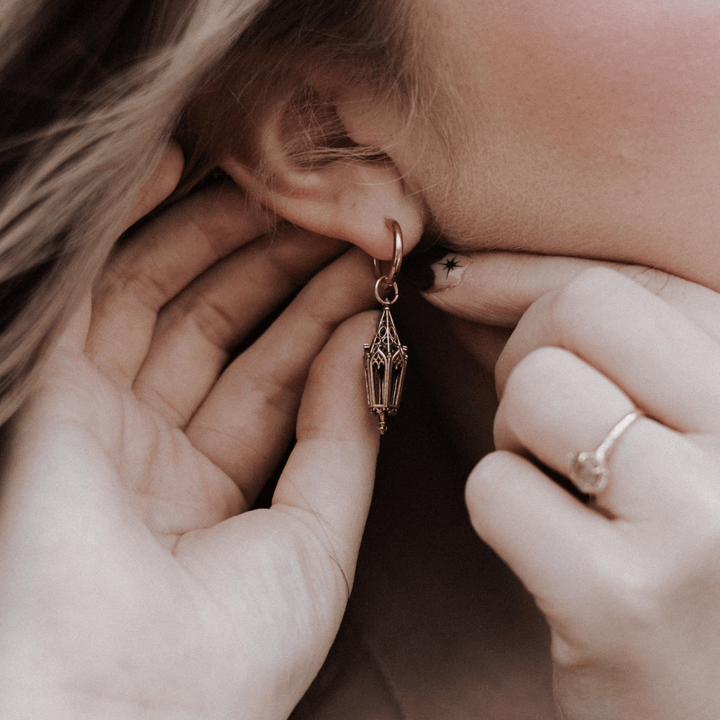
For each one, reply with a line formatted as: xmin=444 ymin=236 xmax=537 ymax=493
xmin=219 ymin=88 xmax=426 ymax=260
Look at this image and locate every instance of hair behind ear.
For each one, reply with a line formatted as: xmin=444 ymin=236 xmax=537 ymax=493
xmin=176 ymin=0 xmax=424 ymax=192
xmin=0 ymin=0 xmax=270 ymax=424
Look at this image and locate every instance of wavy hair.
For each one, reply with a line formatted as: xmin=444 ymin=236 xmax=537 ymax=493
xmin=0 ymin=0 xmax=421 ymax=425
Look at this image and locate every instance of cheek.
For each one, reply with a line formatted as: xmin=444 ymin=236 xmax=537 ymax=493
xmin=451 ymin=0 xmax=720 ymax=163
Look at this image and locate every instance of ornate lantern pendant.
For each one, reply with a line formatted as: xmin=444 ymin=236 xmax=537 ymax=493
xmin=364 ymin=220 xmax=407 ymax=435
xmin=364 ymin=296 xmax=408 ymax=434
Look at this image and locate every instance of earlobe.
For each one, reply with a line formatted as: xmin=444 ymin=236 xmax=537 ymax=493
xmin=219 ymin=92 xmax=425 ymax=259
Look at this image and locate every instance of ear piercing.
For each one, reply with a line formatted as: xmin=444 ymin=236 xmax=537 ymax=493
xmin=364 ymin=220 xmax=408 ymax=434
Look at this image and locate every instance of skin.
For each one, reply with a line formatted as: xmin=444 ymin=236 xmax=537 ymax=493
xmin=5 ymin=1 xmax=720 ymax=717
xmin=224 ymin=0 xmax=720 ymax=715
xmin=0 ymin=147 xmax=382 ymax=719
xmin=369 ymin=1 xmax=720 ymax=716
xmin=401 ymin=0 xmax=720 ymax=287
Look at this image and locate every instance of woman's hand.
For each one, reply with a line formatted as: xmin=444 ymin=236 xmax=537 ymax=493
xmin=420 ymin=251 xmax=720 ymax=719
xmin=0 ymin=145 xmax=380 ymax=720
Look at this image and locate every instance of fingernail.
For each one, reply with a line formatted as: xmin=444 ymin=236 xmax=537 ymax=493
xmin=404 ymin=248 xmax=471 ymax=293
xmin=427 ymin=252 xmax=471 ymax=292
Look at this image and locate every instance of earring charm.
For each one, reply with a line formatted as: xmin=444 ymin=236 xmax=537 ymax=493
xmin=364 ymin=220 xmax=408 ymax=434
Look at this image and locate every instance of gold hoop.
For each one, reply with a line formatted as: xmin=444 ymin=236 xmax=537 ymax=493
xmin=373 ymin=220 xmax=403 ymax=285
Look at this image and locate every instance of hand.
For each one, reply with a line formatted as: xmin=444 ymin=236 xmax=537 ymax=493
xmin=420 ymin=251 xmax=720 ymax=719
xmin=0 ymin=145 xmax=380 ymax=720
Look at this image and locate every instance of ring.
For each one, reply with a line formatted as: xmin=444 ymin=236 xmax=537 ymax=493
xmin=568 ymin=409 xmax=644 ymax=494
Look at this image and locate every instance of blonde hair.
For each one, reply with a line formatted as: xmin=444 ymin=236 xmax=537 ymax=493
xmin=0 ymin=0 xmax=280 ymax=424
xmin=0 ymin=0 xmax=424 ymax=425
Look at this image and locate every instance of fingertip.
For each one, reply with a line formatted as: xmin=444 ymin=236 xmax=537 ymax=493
xmin=275 ymin=311 xmax=382 ymax=578
xmin=162 ymin=138 xmax=185 ymax=189
xmin=56 ymin=292 xmax=93 ymax=353
xmin=464 ymin=450 xmax=515 ymax=532
xmin=122 ymin=139 xmax=185 ymax=232
xmin=297 ymin=311 xmax=381 ymax=445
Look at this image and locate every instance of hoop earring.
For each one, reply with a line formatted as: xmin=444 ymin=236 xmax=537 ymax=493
xmin=364 ymin=220 xmax=409 ymax=435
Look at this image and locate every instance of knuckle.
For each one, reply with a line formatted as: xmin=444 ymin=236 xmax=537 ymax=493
xmin=465 ymin=451 xmax=515 ymax=519
xmin=550 ymin=266 xmax=622 ymax=318
xmin=177 ymin=292 xmax=239 ymax=349
xmin=469 ymin=449 xmax=510 ymax=485
xmin=272 ymin=504 xmax=354 ymax=600
xmin=543 ymin=266 xmax=638 ymax=346
xmin=583 ymin=538 xmax=720 ymax=640
xmin=503 ymin=345 xmax=572 ymax=400
xmin=583 ymin=551 xmax=664 ymax=636
xmin=675 ymin=517 xmax=720 ymax=580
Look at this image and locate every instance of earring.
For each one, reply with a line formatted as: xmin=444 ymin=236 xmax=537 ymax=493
xmin=364 ymin=220 xmax=408 ymax=435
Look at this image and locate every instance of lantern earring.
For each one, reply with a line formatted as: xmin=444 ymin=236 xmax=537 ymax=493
xmin=364 ymin=220 xmax=409 ymax=435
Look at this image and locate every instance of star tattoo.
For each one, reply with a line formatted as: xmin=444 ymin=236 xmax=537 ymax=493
xmin=439 ymin=256 xmax=462 ymax=278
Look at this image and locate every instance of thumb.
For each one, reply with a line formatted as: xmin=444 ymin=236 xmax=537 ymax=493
xmin=121 ymin=140 xmax=184 ymax=233
xmin=271 ymin=311 xmax=380 ymax=588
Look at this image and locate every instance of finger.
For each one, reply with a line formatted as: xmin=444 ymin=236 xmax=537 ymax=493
xmin=171 ymin=313 xmax=378 ymax=660
xmin=121 ymin=140 xmax=184 ymax=232
xmin=420 ymin=251 xmax=720 ymax=341
xmin=53 ymin=293 xmax=92 ymax=355
xmin=495 ymin=268 xmax=720 ymax=433
xmin=465 ymin=449 xmax=608 ymax=610
xmin=420 ymin=251 xmax=624 ymax=325
xmin=131 ymin=227 xmax=346 ymax=426
xmin=186 ymin=249 xmax=377 ymax=508
xmin=87 ymin=185 xmax=271 ymax=385
xmin=271 ymin=311 xmax=380 ymax=585
xmin=494 ymin=346 xmax=720 ymax=522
